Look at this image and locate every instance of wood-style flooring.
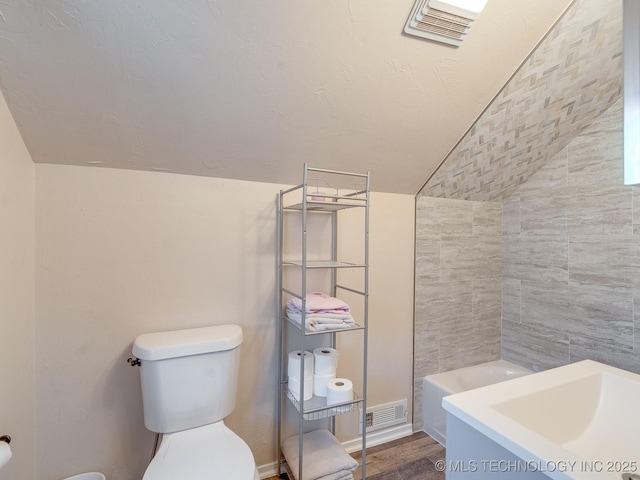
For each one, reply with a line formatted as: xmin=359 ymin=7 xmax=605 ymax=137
xmin=266 ymin=431 xmax=446 ymax=480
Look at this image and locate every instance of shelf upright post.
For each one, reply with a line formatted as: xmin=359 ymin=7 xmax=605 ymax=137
xmin=361 ymin=170 xmax=370 ymax=480
xmin=276 ymin=189 xmax=284 ymax=477
xmin=298 ymin=163 xmax=309 ymax=480
xmin=329 ymin=192 xmax=339 ymax=437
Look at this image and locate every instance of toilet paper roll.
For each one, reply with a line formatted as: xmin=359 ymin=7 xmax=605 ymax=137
xmin=326 ymin=378 xmax=354 ymax=409
xmin=0 ymin=442 xmax=11 ymax=470
xmin=287 ymin=350 xmax=314 ymax=379
xmin=313 ymin=347 xmax=339 ymax=375
xmin=288 ymin=375 xmax=313 ymax=401
xmin=313 ymin=372 xmax=336 ymax=397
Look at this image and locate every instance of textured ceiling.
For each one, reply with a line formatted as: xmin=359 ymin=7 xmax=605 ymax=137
xmin=420 ymin=0 xmax=623 ymax=201
xmin=0 ymin=0 xmax=573 ymax=194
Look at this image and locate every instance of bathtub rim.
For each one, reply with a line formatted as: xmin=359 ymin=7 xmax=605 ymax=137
xmin=422 ymin=358 xmax=533 ymax=446
xmin=424 ymin=359 xmax=534 ymax=394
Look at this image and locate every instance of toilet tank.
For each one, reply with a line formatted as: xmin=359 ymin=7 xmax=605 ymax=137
xmin=133 ymin=324 xmax=243 ymax=433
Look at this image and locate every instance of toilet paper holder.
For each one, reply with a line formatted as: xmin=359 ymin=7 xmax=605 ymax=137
xmin=0 ymin=435 xmax=10 ymax=444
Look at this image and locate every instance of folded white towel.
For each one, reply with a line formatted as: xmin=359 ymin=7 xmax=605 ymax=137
xmin=286 ymin=310 xmax=356 ymax=331
xmin=282 ymin=429 xmax=359 ymax=480
xmin=314 ymin=473 xmax=353 ymax=480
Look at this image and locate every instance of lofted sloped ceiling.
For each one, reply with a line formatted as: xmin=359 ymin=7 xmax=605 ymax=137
xmin=0 ymin=0 xmax=573 ymax=194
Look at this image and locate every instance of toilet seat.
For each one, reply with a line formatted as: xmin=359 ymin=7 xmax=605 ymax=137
xmin=142 ymin=421 xmax=259 ymax=480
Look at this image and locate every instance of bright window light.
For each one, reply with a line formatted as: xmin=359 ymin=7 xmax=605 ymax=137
xmin=431 ymin=0 xmax=489 ymax=14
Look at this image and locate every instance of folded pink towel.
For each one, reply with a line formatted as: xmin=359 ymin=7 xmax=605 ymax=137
xmin=287 ymin=292 xmax=351 ymax=314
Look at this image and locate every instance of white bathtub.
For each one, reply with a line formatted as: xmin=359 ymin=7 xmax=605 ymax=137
xmin=422 ymin=359 xmax=533 ymax=446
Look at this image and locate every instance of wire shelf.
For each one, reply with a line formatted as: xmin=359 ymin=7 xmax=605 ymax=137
xmin=284 ymin=199 xmax=366 ymax=212
xmin=286 ymin=390 xmax=363 ymax=420
xmin=282 ymin=259 xmax=366 ymax=268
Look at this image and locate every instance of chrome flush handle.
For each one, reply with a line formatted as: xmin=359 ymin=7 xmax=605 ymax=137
xmin=127 ymin=357 xmax=141 ymax=367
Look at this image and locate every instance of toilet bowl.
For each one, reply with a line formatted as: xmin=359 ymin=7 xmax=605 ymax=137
xmin=143 ymin=422 xmax=259 ymax=480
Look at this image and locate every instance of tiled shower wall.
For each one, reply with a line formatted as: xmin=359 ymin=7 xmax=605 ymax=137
xmin=413 ymin=197 xmax=502 ymax=430
xmin=413 ymin=0 xmax=628 ymax=433
xmin=413 ymin=98 xmax=640 ymax=431
xmin=502 ymin=98 xmax=640 ymax=375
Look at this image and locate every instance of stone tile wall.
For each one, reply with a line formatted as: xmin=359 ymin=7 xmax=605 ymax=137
xmin=418 ymin=0 xmax=622 ymax=202
xmin=502 ymin=98 xmax=640 ymax=374
xmin=414 ymin=98 xmax=640 ymax=433
xmin=413 ymin=196 xmax=502 ymax=430
xmin=412 ymin=0 xmax=640 ymax=433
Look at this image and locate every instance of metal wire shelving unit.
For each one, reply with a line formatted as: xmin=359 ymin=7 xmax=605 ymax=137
xmin=276 ymin=164 xmax=370 ymax=480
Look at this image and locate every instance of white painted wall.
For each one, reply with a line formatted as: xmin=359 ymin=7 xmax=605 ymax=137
xmin=0 ymin=93 xmax=36 ymax=479
xmin=34 ymin=164 xmax=415 ymax=479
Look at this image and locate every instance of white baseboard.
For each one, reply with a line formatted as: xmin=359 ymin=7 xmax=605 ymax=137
xmin=342 ymin=423 xmax=413 ymax=453
xmin=258 ymin=462 xmax=281 ymax=479
xmin=257 ymin=423 xmax=414 ymax=479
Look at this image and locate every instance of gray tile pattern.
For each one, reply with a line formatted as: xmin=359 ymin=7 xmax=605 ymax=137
xmin=568 ymin=234 xmax=640 ymax=287
xmin=418 ymin=0 xmax=622 ymax=203
xmin=502 ymin=99 xmax=640 ymax=374
xmin=501 ymin=277 xmax=520 ymax=325
xmin=501 ymin=320 xmax=570 ymax=372
xmin=502 ymin=234 xmax=568 ymax=284
xmin=413 ymin=196 xmax=501 ymax=430
xmin=413 ymin=0 xmax=640 ymax=436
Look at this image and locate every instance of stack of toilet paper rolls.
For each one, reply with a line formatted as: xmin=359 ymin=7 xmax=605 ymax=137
xmin=317 ymin=348 xmax=354 ymax=411
xmin=312 ymin=347 xmax=339 ymax=396
xmin=288 ymin=348 xmax=353 ymax=408
xmin=287 ymin=350 xmax=314 ymax=401
xmin=313 ymin=347 xmax=353 ymax=410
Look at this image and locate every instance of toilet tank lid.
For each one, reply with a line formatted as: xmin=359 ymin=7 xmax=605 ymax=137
xmin=133 ymin=324 xmax=243 ymax=361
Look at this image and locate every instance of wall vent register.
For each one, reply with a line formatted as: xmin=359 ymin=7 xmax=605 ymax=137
xmin=359 ymin=399 xmax=407 ymax=435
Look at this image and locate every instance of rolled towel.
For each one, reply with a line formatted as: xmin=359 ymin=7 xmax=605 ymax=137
xmin=282 ymin=429 xmax=358 ymax=480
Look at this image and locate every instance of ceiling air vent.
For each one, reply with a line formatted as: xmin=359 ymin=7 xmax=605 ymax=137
xmin=403 ymin=0 xmax=488 ymax=47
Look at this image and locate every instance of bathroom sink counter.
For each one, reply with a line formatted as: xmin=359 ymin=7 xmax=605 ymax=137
xmin=443 ymin=360 xmax=640 ymax=480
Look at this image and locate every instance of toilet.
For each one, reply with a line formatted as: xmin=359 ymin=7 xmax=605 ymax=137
xmin=132 ymin=324 xmax=260 ymax=480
